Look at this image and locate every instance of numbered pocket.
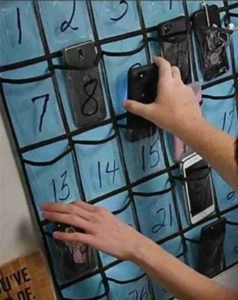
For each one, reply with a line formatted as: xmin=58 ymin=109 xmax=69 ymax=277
xmin=133 ymin=173 xmax=179 ymax=242
xmin=102 ymin=36 xmax=147 ymax=115
xmin=152 ymin=236 xmax=186 ymax=300
xmin=0 ymin=1 xmax=44 ymax=66
xmin=74 ymin=124 xmax=126 ymax=201
xmin=53 ymin=56 xmax=110 ymax=132
xmin=119 ymin=126 xmax=166 ymax=182
xmin=61 ymin=274 xmax=109 ymax=300
xmin=38 ymin=0 xmax=93 ymax=52
xmin=2 ymin=65 xmax=65 ymax=148
xmin=141 ymin=0 xmax=184 ymax=28
xmin=23 ymin=140 xmax=80 ymax=220
xmin=91 ymin=0 xmax=141 ymax=39
xmin=43 ymin=223 xmax=98 ymax=287
xmin=202 ymin=80 xmax=237 ymax=136
xmin=95 ymin=191 xmax=138 ymax=267
xmin=184 ymin=218 xmax=221 ymax=271
xmin=223 ymin=208 xmax=238 ymax=267
xmin=106 ymin=261 xmax=152 ymax=300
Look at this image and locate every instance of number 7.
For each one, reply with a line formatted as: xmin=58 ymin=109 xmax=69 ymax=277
xmin=31 ymin=93 xmax=49 ymax=132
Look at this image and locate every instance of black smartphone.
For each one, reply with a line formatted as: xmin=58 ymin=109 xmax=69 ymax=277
xmin=55 ymin=223 xmax=97 ymax=281
xmin=158 ymin=16 xmax=191 ymax=84
xmin=197 ymin=218 xmax=226 ymax=277
xmin=192 ymin=5 xmax=229 ymax=80
xmin=126 ymin=63 xmax=157 ymax=141
xmin=63 ymin=41 xmax=106 ymax=128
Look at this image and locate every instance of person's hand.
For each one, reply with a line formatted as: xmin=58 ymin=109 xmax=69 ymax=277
xmin=123 ymin=57 xmax=203 ymax=137
xmin=42 ymin=201 xmax=146 ymax=261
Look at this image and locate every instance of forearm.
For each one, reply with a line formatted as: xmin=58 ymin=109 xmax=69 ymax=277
xmin=132 ymin=236 xmax=238 ymax=300
xmin=175 ymin=118 xmax=238 ymax=192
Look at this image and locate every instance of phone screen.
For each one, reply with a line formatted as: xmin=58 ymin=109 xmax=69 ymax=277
xmin=185 ymin=160 xmax=213 ymax=217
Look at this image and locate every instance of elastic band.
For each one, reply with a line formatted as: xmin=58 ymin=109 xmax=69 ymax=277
xmin=107 ymin=272 xmax=146 ymax=284
xmin=23 ymin=147 xmax=71 ymax=166
xmin=132 ymin=184 xmax=174 ymax=197
xmin=74 ymin=132 xmax=117 ymax=145
xmin=203 ymin=93 xmax=235 ymax=100
xmin=1 ymin=73 xmax=51 ymax=84
xmin=102 ymin=41 xmax=146 ymax=57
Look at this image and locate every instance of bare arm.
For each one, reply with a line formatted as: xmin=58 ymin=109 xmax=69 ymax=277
xmin=123 ymin=57 xmax=238 ymax=192
xmin=42 ymin=201 xmax=238 ymax=300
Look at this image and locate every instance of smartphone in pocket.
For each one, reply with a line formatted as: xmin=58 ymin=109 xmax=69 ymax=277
xmin=197 ymin=218 xmax=226 ymax=277
xmin=55 ymin=223 xmax=97 ymax=281
xmin=192 ymin=4 xmax=229 ymax=80
xmin=63 ymin=41 xmax=106 ymax=128
xmin=158 ymin=16 xmax=191 ymax=84
xmin=180 ymin=153 xmax=215 ymax=224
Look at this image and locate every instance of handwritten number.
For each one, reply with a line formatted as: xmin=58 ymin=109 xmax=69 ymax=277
xmin=60 ymin=0 xmax=79 ymax=32
xmin=31 ymin=94 xmax=49 ymax=132
xmin=16 ymin=8 xmax=22 ymax=44
xmin=106 ymin=160 xmax=119 ymax=184
xmin=82 ymin=79 xmax=99 ymax=116
xmin=98 ymin=160 xmax=120 ymax=188
xmin=150 ymin=136 xmax=160 ymax=168
xmin=222 ymin=109 xmax=234 ymax=134
xmin=141 ymin=136 xmax=160 ymax=171
xmin=52 ymin=170 xmax=70 ymax=203
xmin=151 ymin=204 xmax=173 ymax=234
xmin=128 ymin=286 xmax=148 ymax=300
xmin=226 ymin=191 xmax=235 ymax=200
xmin=110 ymin=0 xmax=129 ymax=21
xmin=98 ymin=161 xmax=102 ymax=189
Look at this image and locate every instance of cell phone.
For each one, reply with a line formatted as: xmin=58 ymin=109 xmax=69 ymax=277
xmin=180 ymin=153 xmax=215 ymax=224
xmin=158 ymin=16 xmax=191 ymax=84
xmin=197 ymin=218 xmax=226 ymax=277
xmin=126 ymin=63 xmax=157 ymax=141
xmin=63 ymin=41 xmax=106 ymax=128
xmin=55 ymin=223 xmax=97 ymax=281
xmin=192 ymin=5 xmax=229 ymax=80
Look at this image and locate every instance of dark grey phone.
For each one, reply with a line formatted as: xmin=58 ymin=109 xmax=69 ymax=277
xmin=197 ymin=218 xmax=226 ymax=277
xmin=63 ymin=41 xmax=106 ymax=128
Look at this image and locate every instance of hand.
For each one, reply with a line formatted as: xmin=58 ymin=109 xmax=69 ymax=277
xmin=123 ymin=57 xmax=203 ymax=137
xmin=42 ymin=201 xmax=146 ymax=261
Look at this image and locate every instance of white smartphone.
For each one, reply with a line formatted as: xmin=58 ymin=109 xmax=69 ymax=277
xmin=180 ymin=153 xmax=215 ymax=224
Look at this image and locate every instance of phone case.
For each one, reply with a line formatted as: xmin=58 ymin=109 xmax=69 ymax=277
xmin=197 ymin=218 xmax=226 ymax=277
xmin=55 ymin=223 xmax=98 ymax=281
xmin=158 ymin=16 xmax=191 ymax=84
xmin=192 ymin=5 xmax=229 ymax=80
xmin=127 ymin=64 xmax=158 ymax=129
xmin=63 ymin=41 xmax=106 ymax=128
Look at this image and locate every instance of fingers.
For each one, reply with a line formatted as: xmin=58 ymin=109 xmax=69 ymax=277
xmin=154 ymin=56 xmax=172 ymax=79
xmin=171 ymin=66 xmax=181 ymax=81
xmin=42 ymin=202 xmax=93 ymax=221
xmin=123 ymin=100 xmax=152 ymax=119
xmin=43 ymin=211 xmax=92 ymax=232
xmin=53 ymin=231 xmax=93 ymax=245
xmin=73 ymin=200 xmax=97 ymax=212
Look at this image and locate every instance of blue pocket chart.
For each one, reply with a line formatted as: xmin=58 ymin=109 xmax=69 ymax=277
xmin=0 ymin=1 xmax=237 ymax=299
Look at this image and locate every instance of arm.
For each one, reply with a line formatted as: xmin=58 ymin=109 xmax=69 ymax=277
xmin=42 ymin=201 xmax=238 ymax=300
xmin=123 ymin=57 xmax=238 ymax=192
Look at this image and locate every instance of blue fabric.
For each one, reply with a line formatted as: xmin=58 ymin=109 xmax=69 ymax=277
xmin=0 ymin=1 xmax=237 ymax=299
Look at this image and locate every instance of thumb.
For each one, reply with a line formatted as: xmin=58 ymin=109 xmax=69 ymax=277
xmin=123 ymin=100 xmax=152 ymax=119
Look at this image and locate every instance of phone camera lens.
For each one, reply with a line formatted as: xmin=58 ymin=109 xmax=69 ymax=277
xmin=78 ymin=49 xmax=83 ymax=59
xmin=139 ymin=72 xmax=144 ymax=79
xmin=164 ymin=24 xmax=171 ymax=33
